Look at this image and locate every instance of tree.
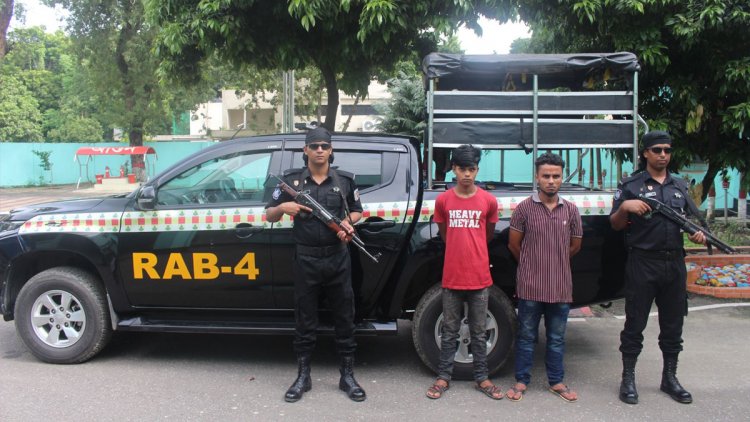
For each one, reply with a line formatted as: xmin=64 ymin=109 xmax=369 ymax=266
xmin=0 ymin=0 xmax=13 ymax=60
xmin=46 ymin=0 xmax=217 ymax=180
xmin=148 ymin=0 xmax=515 ymax=130
xmin=0 ymin=73 xmax=43 ymax=141
xmin=516 ymin=0 xmax=750 ymax=202
xmin=1 ymin=26 xmax=108 ymax=141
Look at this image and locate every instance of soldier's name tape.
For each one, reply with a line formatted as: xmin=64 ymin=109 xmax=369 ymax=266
xmin=19 ymin=194 xmax=613 ymax=234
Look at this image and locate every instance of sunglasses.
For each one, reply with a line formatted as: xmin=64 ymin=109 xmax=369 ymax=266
xmin=307 ymin=143 xmax=331 ymax=150
xmin=647 ymin=147 xmax=673 ymax=154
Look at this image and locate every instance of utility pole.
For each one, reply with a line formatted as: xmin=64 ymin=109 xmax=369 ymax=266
xmin=282 ymin=70 xmax=295 ymax=132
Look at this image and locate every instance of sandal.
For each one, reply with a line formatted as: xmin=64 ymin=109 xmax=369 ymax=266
xmin=426 ymin=379 xmax=449 ymax=399
xmin=476 ymin=380 xmax=504 ymax=400
xmin=506 ymin=383 xmax=526 ymax=402
xmin=548 ymin=384 xmax=578 ymax=403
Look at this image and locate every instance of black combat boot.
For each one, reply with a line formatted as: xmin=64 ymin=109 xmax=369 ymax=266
xmin=339 ymin=355 xmax=366 ymax=402
xmin=284 ymin=355 xmax=312 ymax=403
xmin=619 ymin=354 xmax=639 ymax=405
xmin=660 ymin=354 xmax=693 ymax=404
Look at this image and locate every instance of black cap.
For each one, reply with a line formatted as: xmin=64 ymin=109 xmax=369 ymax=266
xmin=642 ymin=130 xmax=672 ymax=149
xmin=305 ymin=127 xmax=332 ymax=145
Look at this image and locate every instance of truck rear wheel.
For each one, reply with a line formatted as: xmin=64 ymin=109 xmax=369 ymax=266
xmin=15 ymin=267 xmax=112 ymax=364
xmin=412 ymin=284 xmax=516 ymax=380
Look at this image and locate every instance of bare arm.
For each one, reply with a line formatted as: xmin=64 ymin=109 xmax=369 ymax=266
xmin=437 ymin=222 xmax=447 ymax=242
xmin=508 ymin=228 xmax=524 ymax=262
xmin=486 ymin=222 xmax=496 ymax=243
xmin=570 ymin=237 xmax=582 ymax=257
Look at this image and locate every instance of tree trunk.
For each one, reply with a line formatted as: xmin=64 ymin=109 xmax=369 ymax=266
xmin=738 ymin=172 xmax=747 ymax=222
xmin=341 ymin=94 xmax=361 ymax=132
xmin=129 ymin=128 xmax=147 ymax=182
xmin=699 ymin=162 xmax=720 ymax=203
xmin=706 ymin=185 xmax=716 ymax=221
xmin=0 ymin=0 xmax=13 ymax=60
xmin=319 ymin=63 xmax=339 ymax=131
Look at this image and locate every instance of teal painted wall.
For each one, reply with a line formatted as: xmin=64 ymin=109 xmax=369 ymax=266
xmin=0 ymin=141 xmax=743 ymax=210
xmin=0 ymin=141 xmax=217 ymax=187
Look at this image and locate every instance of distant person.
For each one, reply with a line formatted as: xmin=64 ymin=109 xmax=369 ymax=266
xmin=507 ymin=152 xmax=582 ymax=402
xmin=425 ymin=144 xmax=503 ymax=400
xmin=610 ymin=131 xmax=705 ymax=405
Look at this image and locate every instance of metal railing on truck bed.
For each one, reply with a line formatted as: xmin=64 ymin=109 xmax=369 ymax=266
xmin=422 ymin=52 xmax=643 ymax=190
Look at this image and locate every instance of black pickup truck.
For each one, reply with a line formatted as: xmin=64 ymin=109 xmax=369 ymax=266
xmin=0 ymin=53 xmax=640 ymax=379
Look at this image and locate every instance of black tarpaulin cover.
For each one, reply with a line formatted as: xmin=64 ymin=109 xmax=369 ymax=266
xmin=422 ymin=52 xmax=640 ymax=91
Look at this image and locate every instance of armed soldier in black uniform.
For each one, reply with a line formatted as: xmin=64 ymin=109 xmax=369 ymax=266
xmin=610 ymin=130 xmax=706 ymax=405
xmin=266 ymin=127 xmax=366 ymax=403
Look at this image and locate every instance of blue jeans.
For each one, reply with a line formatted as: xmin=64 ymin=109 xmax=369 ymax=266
xmin=437 ymin=288 xmax=490 ymax=383
xmin=514 ymin=299 xmax=570 ymax=386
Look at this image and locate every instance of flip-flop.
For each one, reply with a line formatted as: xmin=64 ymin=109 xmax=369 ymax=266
xmin=548 ymin=384 xmax=578 ymax=402
xmin=506 ymin=384 xmax=526 ymax=402
xmin=426 ymin=380 xmax=449 ymax=399
xmin=476 ymin=382 xmax=504 ymax=400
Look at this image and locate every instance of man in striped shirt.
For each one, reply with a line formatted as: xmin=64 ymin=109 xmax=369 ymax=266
xmin=506 ymin=152 xmax=583 ymax=402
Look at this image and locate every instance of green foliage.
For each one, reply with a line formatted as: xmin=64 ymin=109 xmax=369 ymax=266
xmin=1 ymin=26 xmax=109 ymax=141
xmin=374 ymin=65 xmax=426 ymax=138
xmin=149 ymin=0 xmax=515 ymax=130
xmin=517 ymin=0 xmax=750 ymax=202
xmin=43 ymin=0 xmax=220 ymax=148
xmin=0 ymin=73 xmax=43 ymax=141
xmin=31 ymin=149 xmax=53 ymax=185
xmin=684 ymin=222 xmax=750 ymax=247
xmin=31 ymin=149 xmax=52 ymax=171
xmin=44 ymin=110 xmax=103 ymax=142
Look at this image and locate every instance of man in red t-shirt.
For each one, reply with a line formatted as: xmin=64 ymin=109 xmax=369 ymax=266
xmin=425 ymin=145 xmax=502 ymax=400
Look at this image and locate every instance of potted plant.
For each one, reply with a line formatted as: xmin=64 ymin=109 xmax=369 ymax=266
xmin=721 ymin=171 xmax=731 ymax=190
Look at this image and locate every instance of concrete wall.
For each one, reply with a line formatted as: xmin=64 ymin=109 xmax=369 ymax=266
xmin=0 ymin=141 xmax=217 ymax=187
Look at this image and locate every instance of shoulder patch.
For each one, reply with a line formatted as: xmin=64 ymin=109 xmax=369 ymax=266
xmin=272 ymin=187 xmax=281 ymax=200
xmin=614 ymin=189 xmax=622 ymax=200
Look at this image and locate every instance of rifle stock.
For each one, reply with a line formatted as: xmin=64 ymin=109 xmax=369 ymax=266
xmin=271 ymin=174 xmax=382 ymax=263
xmin=638 ymin=195 xmax=736 ymax=254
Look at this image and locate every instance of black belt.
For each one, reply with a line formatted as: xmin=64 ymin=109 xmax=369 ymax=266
xmin=297 ymin=243 xmax=346 ymax=257
xmin=629 ymin=247 xmax=684 ymax=260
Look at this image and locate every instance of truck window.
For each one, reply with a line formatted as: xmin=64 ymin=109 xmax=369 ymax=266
xmin=157 ymin=151 xmax=272 ymax=205
xmin=292 ymin=151 xmax=385 ymax=190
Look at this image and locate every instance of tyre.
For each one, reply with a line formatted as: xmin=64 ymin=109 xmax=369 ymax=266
xmin=412 ymin=284 xmax=516 ymax=380
xmin=15 ymin=267 xmax=112 ymax=364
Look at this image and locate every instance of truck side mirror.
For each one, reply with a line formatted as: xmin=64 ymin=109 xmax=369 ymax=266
xmin=137 ymin=185 xmax=156 ymax=210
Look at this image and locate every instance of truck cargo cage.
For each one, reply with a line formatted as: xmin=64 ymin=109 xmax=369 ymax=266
xmin=422 ymin=52 xmax=642 ymax=189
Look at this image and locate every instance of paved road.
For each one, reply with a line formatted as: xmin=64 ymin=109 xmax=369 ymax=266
xmin=1 ymin=299 xmax=749 ymax=421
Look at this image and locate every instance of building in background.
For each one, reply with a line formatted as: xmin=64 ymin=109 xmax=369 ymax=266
xmin=180 ymin=81 xmax=388 ymax=140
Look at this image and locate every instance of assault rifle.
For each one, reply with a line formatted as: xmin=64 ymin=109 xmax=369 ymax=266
xmin=271 ymin=174 xmax=382 ymax=263
xmin=638 ymin=195 xmax=736 ymax=254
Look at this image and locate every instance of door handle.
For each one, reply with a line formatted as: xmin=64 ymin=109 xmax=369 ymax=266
xmin=234 ymin=223 xmax=263 ymax=238
xmin=357 ymin=219 xmax=396 ymax=235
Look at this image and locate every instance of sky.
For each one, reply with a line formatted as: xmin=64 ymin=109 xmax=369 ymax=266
xmin=10 ymin=0 xmax=531 ymax=54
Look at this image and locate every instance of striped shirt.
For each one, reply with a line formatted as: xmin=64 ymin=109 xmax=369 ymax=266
xmin=509 ymin=193 xmax=583 ymax=303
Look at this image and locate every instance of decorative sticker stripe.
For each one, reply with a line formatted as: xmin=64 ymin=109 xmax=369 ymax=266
xmin=17 ymin=194 xmax=614 ymax=234
xmin=20 ymin=212 xmax=123 ymax=234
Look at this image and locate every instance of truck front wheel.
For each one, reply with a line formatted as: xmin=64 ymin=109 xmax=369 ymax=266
xmin=15 ymin=267 xmax=112 ymax=364
xmin=412 ymin=284 xmax=516 ymax=380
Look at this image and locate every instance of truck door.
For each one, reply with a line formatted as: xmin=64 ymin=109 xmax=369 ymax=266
xmin=271 ymin=139 xmax=415 ymax=316
xmin=118 ymin=148 xmax=280 ymax=309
